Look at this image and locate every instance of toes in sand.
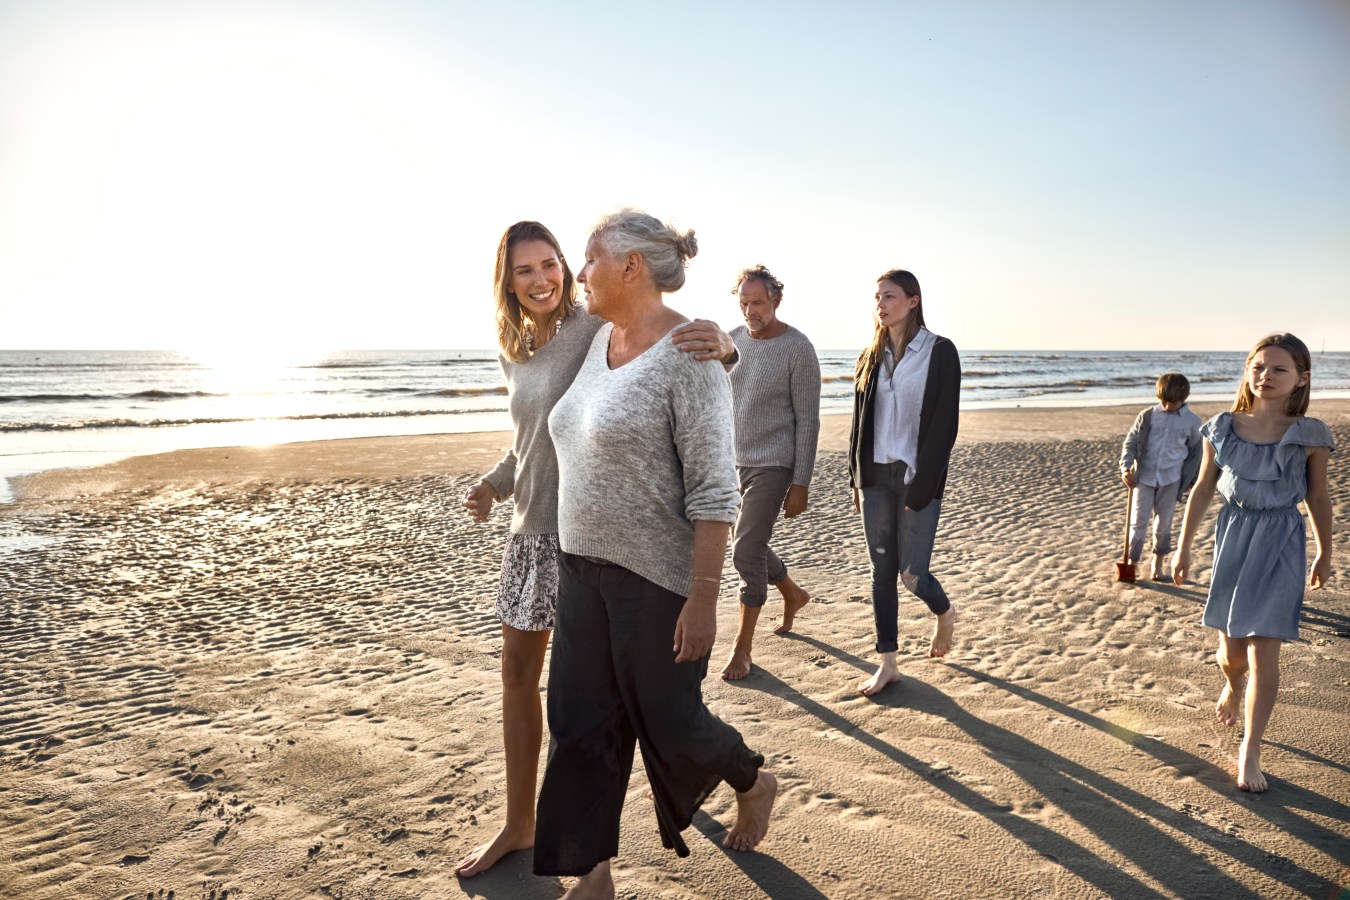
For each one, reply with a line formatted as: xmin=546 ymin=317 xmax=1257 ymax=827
xmin=1236 ymin=740 xmax=1268 ymax=793
xmin=455 ymin=825 xmax=533 ymax=877
xmin=773 ymin=586 xmax=810 ymax=634
xmin=723 ymin=770 xmax=778 ymax=852
xmin=929 ymin=606 xmax=956 ymax=658
xmin=858 ymin=665 xmax=902 ymax=697
xmin=721 ymin=650 xmax=752 ymax=681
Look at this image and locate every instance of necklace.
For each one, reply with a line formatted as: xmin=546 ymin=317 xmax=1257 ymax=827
xmin=523 ymin=317 xmax=563 ymax=353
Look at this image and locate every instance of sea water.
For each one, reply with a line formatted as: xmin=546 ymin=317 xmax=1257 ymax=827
xmin=4 ymin=348 xmax=1349 ymax=499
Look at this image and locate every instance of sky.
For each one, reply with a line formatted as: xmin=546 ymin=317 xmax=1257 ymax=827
xmin=0 ymin=0 xmax=1346 ymax=353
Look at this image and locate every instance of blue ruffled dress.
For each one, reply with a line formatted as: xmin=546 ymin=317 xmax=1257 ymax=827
xmin=1201 ymin=413 xmax=1335 ymax=640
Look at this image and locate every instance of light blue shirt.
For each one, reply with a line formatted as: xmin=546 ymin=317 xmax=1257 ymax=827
xmin=872 ymin=327 xmax=935 ymax=484
xmin=1139 ymin=402 xmax=1202 ymax=487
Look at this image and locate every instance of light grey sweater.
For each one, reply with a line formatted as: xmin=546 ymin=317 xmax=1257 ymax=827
xmin=548 ymin=322 xmax=741 ymax=596
xmin=481 ymin=309 xmax=605 ymax=534
xmin=728 ymin=324 xmax=821 ymax=486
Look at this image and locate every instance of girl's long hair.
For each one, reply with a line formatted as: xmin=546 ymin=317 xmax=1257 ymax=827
xmin=494 ymin=221 xmax=579 ymax=362
xmin=1233 ymin=332 xmax=1312 ymax=416
xmin=855 ymin=269 xmax=926 ymax=390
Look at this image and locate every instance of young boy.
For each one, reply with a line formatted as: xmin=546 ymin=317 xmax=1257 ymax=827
xmin=1119 ymin=372 xmax=1204 ymax=581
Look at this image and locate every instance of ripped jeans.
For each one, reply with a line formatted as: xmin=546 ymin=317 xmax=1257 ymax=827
xmin=860 ymin=460 xmax=950 ymax=654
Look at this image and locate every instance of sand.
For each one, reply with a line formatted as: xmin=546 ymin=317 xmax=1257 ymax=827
xmin=2 ymin=402 xmax=1347 ymax=899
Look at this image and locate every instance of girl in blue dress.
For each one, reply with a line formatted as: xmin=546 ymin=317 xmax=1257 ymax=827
xmin=1172 ymin=333 xmax=1334 ymax=793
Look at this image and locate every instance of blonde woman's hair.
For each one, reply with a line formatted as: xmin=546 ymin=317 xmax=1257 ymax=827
xmin=1233 ymin=332 xmax=1312 ymax=416
xmin=493 ymin=221 xmax=579 ymax=363
xmin=590 ymin=208 xmax=697 ymax=293
xmin=855 ymin=269 xmax=926 ymax=390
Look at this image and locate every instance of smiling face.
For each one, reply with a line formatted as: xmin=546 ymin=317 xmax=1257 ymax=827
xmin=508 ymin=239 xmax=565 ymax=322
xmin=738 ymin=277 xmax=780 ymax=337
xmin=875 ymin=279 xmax=918 ymax=329
xmin=1246 ymin=346 xmax=1308 ymax=404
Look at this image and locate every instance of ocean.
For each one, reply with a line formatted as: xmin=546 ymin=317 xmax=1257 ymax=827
xmin=4 ymin=347 xmax=1349 ymax=501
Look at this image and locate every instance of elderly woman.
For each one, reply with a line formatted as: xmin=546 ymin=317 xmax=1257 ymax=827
xmin=456 ymin=221 xmax=734 ymax=878
xmin=536 ymin=209 xmax=777 ymax=897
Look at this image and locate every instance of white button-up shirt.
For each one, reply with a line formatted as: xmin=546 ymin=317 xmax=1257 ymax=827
xmin=872 ymin=327 xmax=935 ymax=485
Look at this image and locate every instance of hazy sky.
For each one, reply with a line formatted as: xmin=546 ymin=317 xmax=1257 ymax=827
xmin=1 ymin=0 xmax=1346 ymax=352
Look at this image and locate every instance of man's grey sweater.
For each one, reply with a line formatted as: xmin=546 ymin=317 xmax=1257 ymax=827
xmin=729 ymin=324 xmax=821 ymax=486
xmin=548 ymin=321 xmax=741 ymax=596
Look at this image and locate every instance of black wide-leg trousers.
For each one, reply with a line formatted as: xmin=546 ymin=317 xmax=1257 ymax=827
xmin=533 ymin=552 xmax=763 ymax=876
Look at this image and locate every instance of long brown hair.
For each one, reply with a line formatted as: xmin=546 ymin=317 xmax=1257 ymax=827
xmin=855 ymin=269 xmax=926 ymax=390
xmin=1232 ymin=332 xmax=1312 ymax=416
xmin=494 ymin=221 xmax=579 ymax=362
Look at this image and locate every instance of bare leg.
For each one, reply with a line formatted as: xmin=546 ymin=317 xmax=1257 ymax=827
xmin=456 ymin=625 xmax=551 ymax=877
xmin=723 ymin=770 xmax=778 ymax=851
xmin=561 ymin=859 xmax=615 ymax=899
xmin=771 ymin=576 xmax=810 ymax=634
xmin=1214 ymin=633 xmax=1247 ymax=728
xmin=1237 ymin=637 xmax=1281 ymax=793
xmin=929 ymin=605 xmax=956 ymax=658
xmin=859 ymin=650 xmax=901 ymax=696
xmin=722 ymin=604 xmax=761 ymax=681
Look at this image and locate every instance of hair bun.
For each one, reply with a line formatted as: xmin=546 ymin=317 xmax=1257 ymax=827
xmin=675 ymin=229 xmax=698 ymax=262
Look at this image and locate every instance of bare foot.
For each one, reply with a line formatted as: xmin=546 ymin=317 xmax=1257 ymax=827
xmin=929 ymin=606 xmax=956 ymax=658
xmin=561 ymin=860 xmax=615 ymax=899
xmin=859 ymin=664 xmax=901 ymax=696
xmin=1215 ymin=684 xmax=1240 ymax=727
xmin=724 ymin=770 xmax=778 ymax=851
xmin=1236 ymin=739 xmax=1268 ymax=792
xmin=455 ymin=823 xmax=533 ymax=877
xmin=721 ymin=649 xmax=752 ymax=680
xmin=773 ymin=584 xmax=810 ymax=634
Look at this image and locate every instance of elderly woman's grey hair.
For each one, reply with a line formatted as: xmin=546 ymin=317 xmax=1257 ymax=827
xmin=590 ymin=208 xmax=697 ymax=293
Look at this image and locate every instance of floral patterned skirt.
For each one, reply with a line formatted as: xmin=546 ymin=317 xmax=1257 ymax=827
xmin=495 ymin=532 xmax=560 ymax=632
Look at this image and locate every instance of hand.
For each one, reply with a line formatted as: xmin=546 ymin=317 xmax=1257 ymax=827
xmin=1309 ymin=553 xmax=1331 ymax=590
xmin=783 ymin=484 xmax=808 ymax=518
xmin=463 ymin=482 xmax=495 ymax=523
xmin=671 ymin=319 xmax=734 ymax=362
xmin=1122 ymin=472 xmax=1137 ymax=489
xmin=851 ymin=487 xmax=860 ymax=513
xmin=1171 ymin=547 xmax=1190 ymax=585
xmin=673 ymin=591 xmax=718 ymax=662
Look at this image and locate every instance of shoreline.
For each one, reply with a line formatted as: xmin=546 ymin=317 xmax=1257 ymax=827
xmin=9 ymin=394 xmax=1350 ymax=505
xmin=12 ymin=399 xmax=1350 ymax=503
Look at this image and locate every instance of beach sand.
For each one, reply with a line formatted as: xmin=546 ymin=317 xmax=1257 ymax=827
xmin=2 ymin=402 xmax=1348 ymax=899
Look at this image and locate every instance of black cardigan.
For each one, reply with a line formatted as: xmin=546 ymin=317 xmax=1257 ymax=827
xmin=847 ymin=335 xmax=960 ymax=511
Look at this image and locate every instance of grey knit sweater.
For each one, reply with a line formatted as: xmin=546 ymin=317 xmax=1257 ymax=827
xmin=548 ymin=322 xmax=741 ymax=596
xmin=481 ymin=309 xmax=604 ymax=534
xmin=729 ymin=324 xmax=821 ymax=486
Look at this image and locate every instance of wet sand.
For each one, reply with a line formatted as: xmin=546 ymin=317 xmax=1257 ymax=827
xmin=2 ymin=402 xmax=1348 ymax=899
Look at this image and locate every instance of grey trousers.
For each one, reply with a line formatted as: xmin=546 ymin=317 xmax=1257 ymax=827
xmin=732 ymin=466 xmax=792 ymax=608
xmin=1129 ymin=479 xmax=1182 ymax=561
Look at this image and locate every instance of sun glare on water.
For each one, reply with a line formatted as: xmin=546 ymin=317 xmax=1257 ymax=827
xmin=184 ymin=345 xmax=327 ymax=392
xmin=179 ymin=345 xmax=335 ymax=447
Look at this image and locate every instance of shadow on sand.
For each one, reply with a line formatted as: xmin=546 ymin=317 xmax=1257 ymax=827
xmin=743 ymin=633 xmax=1345 ymax=898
